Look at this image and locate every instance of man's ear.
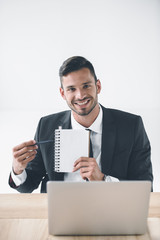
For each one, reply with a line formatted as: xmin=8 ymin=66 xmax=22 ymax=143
xmin=96 ymin=80 xmax=101 ymax=94
xmin=59 ymin=87 xmax=66 ymax=100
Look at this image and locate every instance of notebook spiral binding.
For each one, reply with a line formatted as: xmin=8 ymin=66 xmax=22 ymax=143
xmin=54 ymin=129 xmax=61 ymax=172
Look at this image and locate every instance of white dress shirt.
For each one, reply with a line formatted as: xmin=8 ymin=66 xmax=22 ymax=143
xmin=11 ymin=105 xmax=119 ymax=186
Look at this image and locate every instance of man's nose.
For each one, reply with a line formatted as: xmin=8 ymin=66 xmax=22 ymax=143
xmin=76 ymin=89 xmax=85 ymax=99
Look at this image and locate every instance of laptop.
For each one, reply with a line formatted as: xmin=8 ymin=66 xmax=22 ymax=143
xmin=47 ymin=181 xmax=151 ymax=236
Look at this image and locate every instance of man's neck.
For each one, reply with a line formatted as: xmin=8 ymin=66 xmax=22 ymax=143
xmin=72 ymin=104 xmax=100 ymax=128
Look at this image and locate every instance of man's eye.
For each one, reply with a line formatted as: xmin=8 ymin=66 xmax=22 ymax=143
xmin=68 ymin=88 xmax=75 ymax=92
xmin=83 ymin=84 xmax=90 ymax=89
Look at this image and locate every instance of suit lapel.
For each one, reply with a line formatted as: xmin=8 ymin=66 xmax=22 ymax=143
xmin=101 ymin=106 xmax=116 ymax=174
xmin=60 ymin=111 xmax=72 ymax=130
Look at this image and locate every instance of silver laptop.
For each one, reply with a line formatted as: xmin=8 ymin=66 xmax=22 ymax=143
xmin=47 ymin=181 xmax=151 ymax=236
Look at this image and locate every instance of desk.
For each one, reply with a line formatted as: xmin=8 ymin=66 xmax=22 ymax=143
xmin=0 ymin=193 xmax=160 ymax=240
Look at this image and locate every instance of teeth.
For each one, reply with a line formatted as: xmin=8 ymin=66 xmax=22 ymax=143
xmin=77 ymin=100 xmax=88 ymax=106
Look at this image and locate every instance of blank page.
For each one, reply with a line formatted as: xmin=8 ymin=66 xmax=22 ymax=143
xmin=54 ymin=129 xmax=89 ymax=172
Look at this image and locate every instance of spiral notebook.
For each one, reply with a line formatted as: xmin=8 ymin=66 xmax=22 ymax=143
xmin=54 ymin=129 xmax=90 ymax=172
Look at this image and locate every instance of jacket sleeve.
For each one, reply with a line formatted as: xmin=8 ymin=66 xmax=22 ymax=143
xmin=127 ymin=116 xmax=153 ymax=190
xmin=9 ymin=118 xmax=46 ymax=193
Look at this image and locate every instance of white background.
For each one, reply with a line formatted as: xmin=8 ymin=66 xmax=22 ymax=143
xmin=0 ymin=0 xmax=159 ymax=193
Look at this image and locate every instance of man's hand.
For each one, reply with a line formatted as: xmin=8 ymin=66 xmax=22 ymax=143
xmin=72 ymin=157 xmax=104 ymax=181
xmin=12 ymin=140 xmax=38 ymax=175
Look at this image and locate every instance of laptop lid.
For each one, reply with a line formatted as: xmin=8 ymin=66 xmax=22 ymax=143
xmin=47 ymin=181 xmax=151 ymax=236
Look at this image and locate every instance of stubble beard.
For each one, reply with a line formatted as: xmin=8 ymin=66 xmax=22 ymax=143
xmin=67 ymin=96 xmax=98 ymax=116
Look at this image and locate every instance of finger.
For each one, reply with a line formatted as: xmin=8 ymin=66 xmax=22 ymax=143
xmin=17 ymin=153 xmax=37 ymax=171
xmin=13 ymin=140 xmax=36 ymax=152
xmin=73 ymin=158 xmax=96 ymax=171
xmin=13 ymin=145 xmax=38 ymax=159
xmin=72 ymin=162 xmax=90 ymax=172
xmin=74 ymin=157 xmax=96 ymax=167
xmin=80 ymin=167 xmax=92 ymax=174
xmin=73 ymin=157 xmax=91 ymax=167
xmin=22 ymin=152 xmax=37 ymax=165
xmin=16 ymin=150 xmax=37 ymax=162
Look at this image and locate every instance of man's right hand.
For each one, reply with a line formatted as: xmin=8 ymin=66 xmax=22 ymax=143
xmin=12 ymin=140 xmax=38 ymax=175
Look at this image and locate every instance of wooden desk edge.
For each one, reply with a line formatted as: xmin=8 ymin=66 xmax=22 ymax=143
xmin=0 ymin=192 xmax=160 ymax=219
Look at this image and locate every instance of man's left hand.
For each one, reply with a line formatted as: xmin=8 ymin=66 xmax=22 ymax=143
xmin=72 ymin=157 xmax=104 ymax=181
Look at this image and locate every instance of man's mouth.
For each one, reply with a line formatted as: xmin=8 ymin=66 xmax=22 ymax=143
xmin=74 ymin=99 xmax=90 ymax=107
xmin=77 ymin=100 xmax=88 ymax=106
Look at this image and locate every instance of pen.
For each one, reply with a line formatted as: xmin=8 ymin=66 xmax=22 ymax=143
xmin=34 ymin=140 xmax=53 ymax=145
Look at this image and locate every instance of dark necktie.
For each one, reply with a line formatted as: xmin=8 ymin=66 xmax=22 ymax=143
xmin=86 ymin=129 xmax=93 ymax=158
xmin=89 ymin=135 xmax=93 ymax=158
xmin=85 ymin=129 xmax=93 ymax=181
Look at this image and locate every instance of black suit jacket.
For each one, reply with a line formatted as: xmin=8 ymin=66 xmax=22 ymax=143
xmin=9 ymin=105 xmax=153 ymax=192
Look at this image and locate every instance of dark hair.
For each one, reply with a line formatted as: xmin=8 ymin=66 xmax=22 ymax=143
xmin=59 ymin=56 xmax=97 ymax=87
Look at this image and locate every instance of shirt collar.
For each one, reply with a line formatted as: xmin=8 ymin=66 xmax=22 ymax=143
xmin=71 ymin=105 xmax=103 ymax=134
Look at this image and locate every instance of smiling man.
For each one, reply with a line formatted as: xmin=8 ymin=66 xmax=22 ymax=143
xmin=9 ymin=56 xmax=153 ymax=192
xmin=60 ymin=68 xmax=100 ymax=118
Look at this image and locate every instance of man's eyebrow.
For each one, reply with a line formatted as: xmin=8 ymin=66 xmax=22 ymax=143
xmin=66 ymin=85 xmax=75 ymax=89
xmin=66 ymin=81 xmax=92 ymax=89
xmin=82 ymin=81 xmax=92 ymax=85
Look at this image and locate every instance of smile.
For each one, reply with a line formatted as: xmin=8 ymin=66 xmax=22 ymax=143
xmin=76 ymin=100 xmax=89 ymax=106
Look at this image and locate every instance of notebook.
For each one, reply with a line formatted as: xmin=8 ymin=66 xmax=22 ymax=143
xmin=47 ymin=181 xmax=151 ymax=236
xmin=54 ymin=129 xmax=90 ymax=172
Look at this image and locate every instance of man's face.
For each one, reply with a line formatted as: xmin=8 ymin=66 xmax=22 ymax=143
xmin=60 ymin=68 xmax=101 ymax=116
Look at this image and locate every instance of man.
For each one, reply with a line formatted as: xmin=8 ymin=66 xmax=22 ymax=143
xmin=9 ymin=56 xmax=153 ymax=193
